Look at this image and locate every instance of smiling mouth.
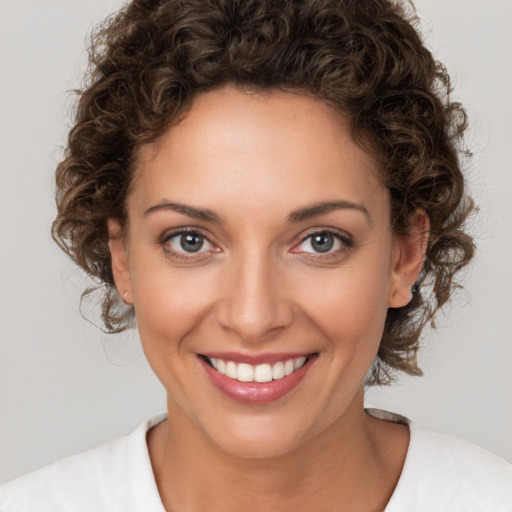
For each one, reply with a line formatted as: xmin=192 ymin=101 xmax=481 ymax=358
xmin=200 ymin=354 xmax=317 ymax=383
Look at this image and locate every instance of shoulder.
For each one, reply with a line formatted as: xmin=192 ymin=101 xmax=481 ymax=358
xmin=386 ymin=420 xmax=512 ymax=512
xmin=0 ymin=414 xmax=167 ymax=512
xmin=0 ymin=437 xmax=128 ymax=511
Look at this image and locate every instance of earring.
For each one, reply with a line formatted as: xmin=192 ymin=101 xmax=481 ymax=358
xmin=411 ymin=283 xmax=419 ymax=294
xmin=121 ymin=291 xmax=132 ymax=305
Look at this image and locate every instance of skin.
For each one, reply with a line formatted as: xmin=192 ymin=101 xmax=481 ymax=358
xmin=109 ymin=86 xmax=428 ymax=511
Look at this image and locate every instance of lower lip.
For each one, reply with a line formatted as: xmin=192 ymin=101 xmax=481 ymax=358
xmin=199 ymin=356 xmax=315 ymax=405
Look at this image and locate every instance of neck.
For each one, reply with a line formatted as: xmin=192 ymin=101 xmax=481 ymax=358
xmin=147 ymin=388 xmax=407 ymax=512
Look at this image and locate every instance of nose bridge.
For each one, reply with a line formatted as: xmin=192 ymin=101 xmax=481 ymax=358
xmin=217 ymin=245 xmax=292 ymax=341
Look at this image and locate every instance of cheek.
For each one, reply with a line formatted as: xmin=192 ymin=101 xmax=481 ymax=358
xmin=294 ymin=261 xmax=391 ymax=344
xmin=129 ymin=254 xmax=218 ymax=354
xmin=130 ymin=265 xmax=221 ymax=401
xmin=136 ymin=279 xmax=214 ymax=334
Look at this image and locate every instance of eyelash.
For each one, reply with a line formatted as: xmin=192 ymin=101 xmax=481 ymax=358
xmin=293 ymin=229 xmax=354 ymax=260
xmin=160 ymin=228 xmax=353 ymax=262
xmin=160 ymin=227 xmax=217 ymax=261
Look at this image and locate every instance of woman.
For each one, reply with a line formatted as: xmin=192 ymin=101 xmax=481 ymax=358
xmin=1 ymin=0 xmax=510 ymax=510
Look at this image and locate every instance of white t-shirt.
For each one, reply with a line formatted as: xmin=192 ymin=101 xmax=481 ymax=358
xmin=1 ymin=409 xmax=511 ymax=511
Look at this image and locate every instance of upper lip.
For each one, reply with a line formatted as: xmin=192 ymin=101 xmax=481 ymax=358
xmin=199 ymin=351 xmax=317 ymax=365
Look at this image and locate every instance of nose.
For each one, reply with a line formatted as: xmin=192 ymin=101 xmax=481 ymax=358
xmin=215 ymin=251 xmax=294 ymax=342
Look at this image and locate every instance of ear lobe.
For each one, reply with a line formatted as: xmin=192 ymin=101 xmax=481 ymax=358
xmin=388 ymin=210 xmax=429 ymax=308
xmin=108 ymin=219 xmax=132 ymax=304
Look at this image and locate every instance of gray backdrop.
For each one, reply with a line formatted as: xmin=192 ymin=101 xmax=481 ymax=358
xmin=1 ymin=0 xmax=511 ymax=483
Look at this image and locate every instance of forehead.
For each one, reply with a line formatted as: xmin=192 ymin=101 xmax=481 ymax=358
xmin=130 ymin=86 xmax=388 ymax=221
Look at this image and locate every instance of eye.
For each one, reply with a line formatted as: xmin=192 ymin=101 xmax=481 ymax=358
xmin=303 ymin=232 xmax=337 ymax=253
xmin=161 ymin=229 xmax=217 ymax=259
xmin=291 ymin=230 xmax=352 ymax=257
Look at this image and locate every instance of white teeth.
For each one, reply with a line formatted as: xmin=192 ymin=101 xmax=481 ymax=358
xmin=237 ymin=363 xmax=254 ymax=382
xmin=217 ymin=359 xmax=226 ymax=375
xmin=254 ymin=364 xmax=273 ymax=383
xmin=272 ymin=361 xmax=285 ymax=380
xmin=225 ymin=361 xmax=237 ymax=379
xmin=207 ymin=356 xmax=309 ymax=383
xmin=294 ymin=356 xmax=306 ymax=370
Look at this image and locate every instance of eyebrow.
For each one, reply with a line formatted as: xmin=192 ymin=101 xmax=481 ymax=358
xmin=286 ymin=200 xmax=370 ymax=223
xmin=144 ymin=200 xmax=369 ymax=224
xmin=144 ymin=202 xmax=223 ymax=223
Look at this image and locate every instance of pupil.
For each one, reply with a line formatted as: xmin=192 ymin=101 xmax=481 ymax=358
xmin=180 ymin=233 xmax=203 ymax=252
xmin=312 ymin=233 xmax=334 ymax=253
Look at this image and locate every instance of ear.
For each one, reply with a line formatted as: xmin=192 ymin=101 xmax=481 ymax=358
xmin=387 ymin=210 xmax=429 ymax=308
xmin=108 ymin=219 xmax=132 ymax=305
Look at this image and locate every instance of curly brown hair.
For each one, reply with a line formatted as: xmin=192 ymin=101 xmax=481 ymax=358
xmin=52 ymin=0 xmax=475 ymax=385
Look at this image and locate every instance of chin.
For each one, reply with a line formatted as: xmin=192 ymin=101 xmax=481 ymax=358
xmin=196 ymin=409 xmax=321 ymax=461
xmin=213 ymin=431 xmax=305 ymax=460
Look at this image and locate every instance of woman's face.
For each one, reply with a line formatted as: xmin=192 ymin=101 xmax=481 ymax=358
xmin=111 ymin=87 xmax=417 ymax=458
